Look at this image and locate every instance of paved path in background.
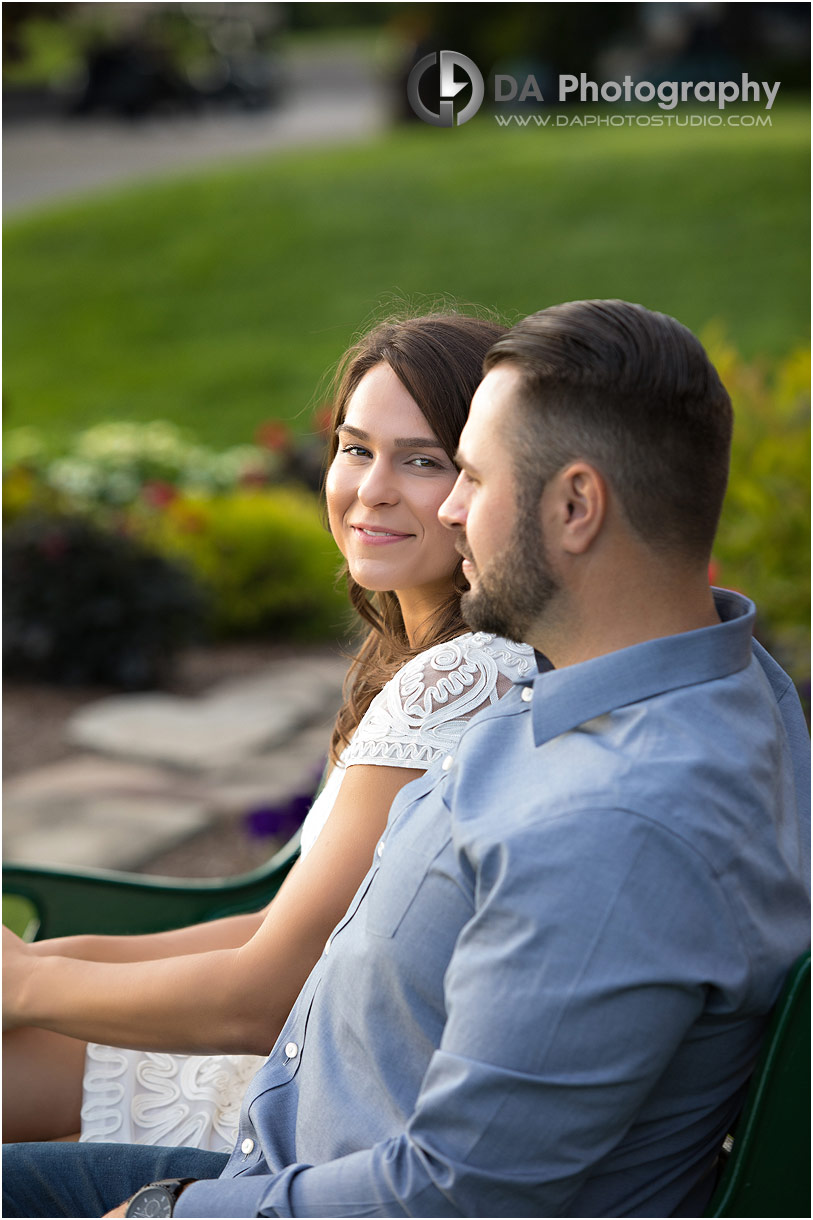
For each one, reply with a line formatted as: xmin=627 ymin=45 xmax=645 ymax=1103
xmin=3 ymin=45 xmax=390 ymax=214
xmin=3 ymin=653 xmax=349 ymax=872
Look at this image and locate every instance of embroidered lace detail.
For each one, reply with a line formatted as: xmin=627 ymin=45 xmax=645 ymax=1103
xmin=80 ymin=1045 xmax=265 ymax=1152
xmin=342 ymin=632 xmax=535 ymax=766
xmin=300 ymin=634 xmax=534 ymax=855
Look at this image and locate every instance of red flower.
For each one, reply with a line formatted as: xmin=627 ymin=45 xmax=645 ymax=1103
xmin=708 ymin=559 xmax=720 ymax=586
xmin=255 ymin=421 xmax=291 ymax=453
xmin=142 ymin=480 xmax=178 ymax=508
xmin=239 ymin=469 xmax=269 ymax=488
xmin=312 ymin=404 xmax=334 ymax=436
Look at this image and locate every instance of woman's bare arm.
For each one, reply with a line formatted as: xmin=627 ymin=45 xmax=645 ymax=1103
xmin=25 ymin=909 xmax=270 ymax=965
xmin=4 ymin=764 xmax=421 ymax=1056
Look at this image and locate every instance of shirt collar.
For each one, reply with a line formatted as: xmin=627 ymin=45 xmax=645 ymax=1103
xmin=527 ymin=588 xmax=756 ymax=747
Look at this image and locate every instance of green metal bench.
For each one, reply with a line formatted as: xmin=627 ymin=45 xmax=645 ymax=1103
xmin=2 ymin=828 xmax=301 ymax=941
xmin=705 ymin=951 xmax=811 ymax=1217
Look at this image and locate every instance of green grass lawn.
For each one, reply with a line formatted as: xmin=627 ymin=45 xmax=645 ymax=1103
xmin=4 ymin=106 xmax=809 ymax=449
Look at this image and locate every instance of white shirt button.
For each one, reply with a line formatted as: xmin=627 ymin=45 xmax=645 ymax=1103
xmin=284 ymin=1041 xmax=299 ymax=1059
xmin=441 ymin=755 xmax=454 ymax=771
xmin=241 ymin=1138 xmax=255 ymax=1155
xmin=376 ymin=840 xmax=385 ymax=858
xmin=521 ymin=687 xmax=533 ymax=702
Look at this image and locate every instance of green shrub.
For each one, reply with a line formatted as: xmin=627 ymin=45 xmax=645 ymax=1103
xmin=137 ymin=487 xmax=350 ymax=641
xmin=3 ymin=514 xmax=207 ymax=687
xmin=2 ymin=463 xmax=55 ymax=524
xmin=708 ymin=337 xmax=810 ymax=688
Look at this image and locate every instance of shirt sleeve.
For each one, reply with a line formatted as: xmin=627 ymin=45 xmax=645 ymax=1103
xmin=177 ymin=808 xmax=744 ymax=1218
xmin=341 ymin=636 xmax=523 ymax=772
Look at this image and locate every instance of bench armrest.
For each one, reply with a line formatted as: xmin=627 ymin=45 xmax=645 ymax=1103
xmin=3 ymin=830 xmax=301 ymax=940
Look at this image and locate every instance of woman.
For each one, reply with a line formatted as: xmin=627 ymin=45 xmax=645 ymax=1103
xmin=3 ymin=312 xmax=536 ymax=1149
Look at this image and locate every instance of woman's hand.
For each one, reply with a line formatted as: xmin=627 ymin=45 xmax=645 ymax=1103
xmin=2 ymin=925 xmax=36 ymax=1030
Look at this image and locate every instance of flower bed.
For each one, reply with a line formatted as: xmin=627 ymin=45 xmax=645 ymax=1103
xmin=4 ymin=418 xmax=349 ymax=684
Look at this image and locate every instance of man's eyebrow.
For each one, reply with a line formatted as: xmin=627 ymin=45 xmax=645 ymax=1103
xmin=337 ymin=424 xmax=445 ymax=449
xmin=453 ymin=446 xmax=479 ymax=475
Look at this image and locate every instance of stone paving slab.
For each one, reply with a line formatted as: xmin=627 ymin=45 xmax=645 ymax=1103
xmin=4 ymin=794 xmax=212 ymax=871
xmin=4 ymin=658 xmax=347 ymax=872
xmin=4 ymin=755 xmax=204 ymax=802
xmin=67 ymin=656 xmax=348 ymax=771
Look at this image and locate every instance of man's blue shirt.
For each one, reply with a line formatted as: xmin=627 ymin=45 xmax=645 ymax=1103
xmin=177 ymin=590 xmax=810 ymax=1218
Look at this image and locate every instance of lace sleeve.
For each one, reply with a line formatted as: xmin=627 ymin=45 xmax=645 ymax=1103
xmin=341 ymin=633 xmax=536 ymax=771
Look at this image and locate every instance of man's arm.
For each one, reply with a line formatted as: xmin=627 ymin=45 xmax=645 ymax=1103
xmin=177 ymin=809 xmax=743 ymax=1218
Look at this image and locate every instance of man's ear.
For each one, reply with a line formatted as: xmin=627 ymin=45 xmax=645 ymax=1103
xmin=545 ymin=462 xmax=607 ymax=555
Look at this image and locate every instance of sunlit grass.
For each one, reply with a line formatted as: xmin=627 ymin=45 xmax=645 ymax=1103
xmin=4 ymin=106 xmax=808 ymax=448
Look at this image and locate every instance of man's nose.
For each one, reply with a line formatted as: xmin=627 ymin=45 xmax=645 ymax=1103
xmin=438 ymin=474 xmax=467 ymax=530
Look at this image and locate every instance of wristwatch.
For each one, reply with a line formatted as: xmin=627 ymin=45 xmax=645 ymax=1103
xmin=124 ymin=1178 xmax=195 ymax=1217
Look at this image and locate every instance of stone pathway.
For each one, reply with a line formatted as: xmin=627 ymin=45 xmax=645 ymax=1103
xmin=3 ymin=653 xmax=348 ymax=871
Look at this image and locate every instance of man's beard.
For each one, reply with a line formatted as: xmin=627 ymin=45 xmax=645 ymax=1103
xmin=458 ymin=509 xmax=560 ymax=644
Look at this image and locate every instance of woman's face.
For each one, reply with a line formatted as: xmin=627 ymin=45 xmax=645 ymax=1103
xmin=326 ymin=363 xmax=461 ymax=637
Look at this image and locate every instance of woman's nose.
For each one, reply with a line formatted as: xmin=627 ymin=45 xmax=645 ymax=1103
xmin=357 ymin=459 xmax=398 ymax=507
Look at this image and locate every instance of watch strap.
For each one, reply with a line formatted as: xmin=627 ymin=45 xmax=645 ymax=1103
xmin=124 ymin=1177 xmax=195 ymax=1217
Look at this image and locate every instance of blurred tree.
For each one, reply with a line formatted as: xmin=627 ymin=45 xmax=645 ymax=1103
xmin=2 ymin=2 xmax=69 ymax=67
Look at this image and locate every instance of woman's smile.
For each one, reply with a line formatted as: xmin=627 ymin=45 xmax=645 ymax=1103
xmin=350 ymin=524 xmax=415 ymax=544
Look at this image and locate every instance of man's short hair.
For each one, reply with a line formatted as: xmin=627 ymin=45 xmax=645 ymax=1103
xmin=484 ymin=300 xmax=734 ymax=559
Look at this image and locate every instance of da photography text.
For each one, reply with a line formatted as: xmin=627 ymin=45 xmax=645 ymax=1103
xmin=407 ymin=51 xmax=781 ymax=128
xmin=498 ymin=72 xmax=780 ymax=110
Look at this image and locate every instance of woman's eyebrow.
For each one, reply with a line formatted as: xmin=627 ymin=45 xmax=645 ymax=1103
xmin=337 ymin=424 xmax=445 ymax=449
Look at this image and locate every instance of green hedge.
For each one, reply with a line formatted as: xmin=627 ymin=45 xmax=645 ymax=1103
xmin=709 ymin=338 xmax=810 ymax=688
xmin=136 ymin=487 xmax=350 ymax=641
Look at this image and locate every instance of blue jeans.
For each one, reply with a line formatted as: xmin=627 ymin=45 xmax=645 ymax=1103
xmin=2 ymin=1141 xmax=229 ymax=1217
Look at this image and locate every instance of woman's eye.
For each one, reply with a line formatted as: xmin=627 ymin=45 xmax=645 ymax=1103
xmin=409 ymin=456 xmax=443 ymax=469
xmin=341 ymin=445 xmax=371 ymax=458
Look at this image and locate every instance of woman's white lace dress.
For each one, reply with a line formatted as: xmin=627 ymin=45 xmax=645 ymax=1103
xmin=79 ymin=632 xmax=535 ymax=1150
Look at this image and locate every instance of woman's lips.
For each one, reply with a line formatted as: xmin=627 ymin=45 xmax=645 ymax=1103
xmin=351 ymin=525 xmax=413 ymax=546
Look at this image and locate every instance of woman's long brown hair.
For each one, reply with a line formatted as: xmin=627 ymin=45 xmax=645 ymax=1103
xmin=324 ymin=311 xmax=507 ymax=764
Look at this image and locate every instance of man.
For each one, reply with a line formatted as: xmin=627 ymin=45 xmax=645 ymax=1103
xmin=5 ymin=300 xmax=809 ymax=1217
